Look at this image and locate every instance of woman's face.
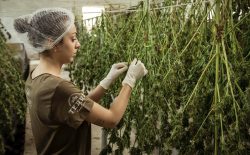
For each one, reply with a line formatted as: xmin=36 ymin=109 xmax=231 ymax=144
xmin=56 ymin=24 xmax=80 ymax=64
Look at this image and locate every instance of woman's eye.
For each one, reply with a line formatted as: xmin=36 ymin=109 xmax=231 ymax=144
xmin=72 ymin=37 xmax=78 ymax=41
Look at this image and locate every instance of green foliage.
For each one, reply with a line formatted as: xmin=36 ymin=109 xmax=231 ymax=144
xmin=69 ymin=0 xmax=250 ymax=154
xmin=0 ymin=31 xmax=26 ymax=154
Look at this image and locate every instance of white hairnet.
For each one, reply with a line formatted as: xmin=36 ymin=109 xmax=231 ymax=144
xmin=14 ymin=8 xmax=74 ymax=53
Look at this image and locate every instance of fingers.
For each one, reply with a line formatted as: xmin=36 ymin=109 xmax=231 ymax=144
xmin=112 ymin=59 xmax=147 ymax=75
xmin=132 ymin=58 xmax=148 ymax=75
xmin=114 ymin=62 xmax=127 ymax=68
xmin=121 ymin=58 xmax=148 ymax=88
xmin=113 ymin=62 xmax=128 ymax=74
xmin=118 ymin=66 xmax=128 ymax=73
xmin=131 ymin=58 xmax=137 ymax=65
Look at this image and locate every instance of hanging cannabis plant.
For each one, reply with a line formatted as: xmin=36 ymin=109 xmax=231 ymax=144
xmin=0 ymin=30 xmax=26 ymax=154
xmin=69 ymin=0 xmax=250 ymax=154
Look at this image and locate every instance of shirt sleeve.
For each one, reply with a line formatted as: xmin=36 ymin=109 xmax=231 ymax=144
xmin=51 ymin=80 xmax=94 ymax=128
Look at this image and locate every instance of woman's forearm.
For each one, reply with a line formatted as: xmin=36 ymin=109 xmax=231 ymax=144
xmin=85 ymin=84 xmax=132 ymax=128
xmin=87 ymin=85 xmax=106 ymax=102
xmin=109 ymin=84 xmax=132 ymax=124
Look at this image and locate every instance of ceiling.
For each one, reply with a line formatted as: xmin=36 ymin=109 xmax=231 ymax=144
xmin=0 ymin=0 xmax=141 ymax=18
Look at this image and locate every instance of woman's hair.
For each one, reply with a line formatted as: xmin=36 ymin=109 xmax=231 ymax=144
xmin=14 ymin=8 xmax=74 ymax=53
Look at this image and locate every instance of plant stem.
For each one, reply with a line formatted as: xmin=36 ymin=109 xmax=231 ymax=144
xmin=220 ymin=114 xmax=224 ymax=149
xmin=214 ymin=43 xmax=219 ymax=155
xmin=221 ymin=37 xmax=239 ymax=128
xmin=183 ymin=52 xmax=216 ymax=112
xmin=162 ymin=3 xmax=216 ymax=81
xmin=214 ymin=0 xmax=221 ymax=153
xmin=193 ymin=108 xmax=214 ymax=140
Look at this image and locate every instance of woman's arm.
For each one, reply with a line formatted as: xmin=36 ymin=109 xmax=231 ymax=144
xmin=87 ymin=85 xmax=106 ymax=103
xmin=87 ymin=62 xmax=128 ymax=102
xmin=86 ymin=84 xmax=132 ymax=128
xmin=85 ymin=59 xmax=147 ymax=128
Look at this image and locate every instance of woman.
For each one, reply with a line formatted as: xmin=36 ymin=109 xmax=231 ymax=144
xmin=14 ymin=8 xmax=147 ymax=155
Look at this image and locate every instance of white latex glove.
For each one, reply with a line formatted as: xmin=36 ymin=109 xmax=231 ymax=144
xmin=100 ymin=62 xmax=128 ymax=89
xmin=122 ymin=58 xmax=148 ymax=88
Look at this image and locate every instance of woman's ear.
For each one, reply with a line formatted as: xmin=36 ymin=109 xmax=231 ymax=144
xmin=47 ymin=38 xmax=54 ymax=48
xmin=53 ymin=47 xmax=57 ymax=53
xmin=54 ymin=38 xmax=64 ymax=50
xmin=54 ymin=43 xmax=61 ymax=52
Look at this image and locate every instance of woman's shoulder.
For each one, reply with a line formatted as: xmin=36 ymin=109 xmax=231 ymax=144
xmin=34 ymin=73 xmax=65 ymax=83
xmin=26 ymin=73 xmax=68 ymax=91
xmin=40 ymin=74 xmax=77 ymax=92
xmin=55 ymin=79 xmax=80 ymax=94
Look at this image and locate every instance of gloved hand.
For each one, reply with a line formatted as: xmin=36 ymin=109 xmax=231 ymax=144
xmin=122 ymin=58 xmax=148 ymax=88
xmin=100 ymin=62 xmax=128 ymax=89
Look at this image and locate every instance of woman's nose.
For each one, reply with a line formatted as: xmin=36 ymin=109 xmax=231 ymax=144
xmin=76 ymin=40 xmax=81 ymax=49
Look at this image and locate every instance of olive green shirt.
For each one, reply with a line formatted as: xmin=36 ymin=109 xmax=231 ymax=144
xmin=25 ymin=71 xmax=94 ymax=155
